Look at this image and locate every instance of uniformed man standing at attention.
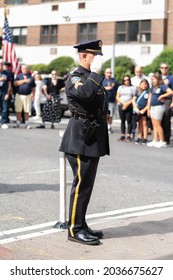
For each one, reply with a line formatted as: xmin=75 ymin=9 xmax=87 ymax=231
xmin=59 ymin=40 xmax=110 ymax=245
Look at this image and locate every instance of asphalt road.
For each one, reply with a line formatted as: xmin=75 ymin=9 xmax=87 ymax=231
xmin=0 ymin=116 xmax=173 ymax=233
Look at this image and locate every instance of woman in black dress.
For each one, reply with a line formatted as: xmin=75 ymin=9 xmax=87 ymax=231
xmin=37 ymin=70 xmax=65 ymax=128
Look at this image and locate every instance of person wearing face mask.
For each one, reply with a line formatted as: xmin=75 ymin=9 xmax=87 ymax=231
xmin=59 ymin=39 xmax=110 ymax=245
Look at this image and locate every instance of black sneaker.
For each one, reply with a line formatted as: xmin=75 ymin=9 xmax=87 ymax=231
xmin=141 ymin=139 xmax=147 ymax=145
xmin=36 ymin=124 xmax=45 ymax=129
xmin=134 ymin=138 xmax=142 ymax=144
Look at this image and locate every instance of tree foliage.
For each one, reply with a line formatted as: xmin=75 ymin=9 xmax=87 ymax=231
xmin=101 ymin=55 xmax=135 ymax=81
xmin=29 ymin=56 xmax=76 ymax=76
xmin=143 ymin=47 xmax=173 ymax=75
xmin=48 ymin=56 xmax=76 ymax=76
xmin=29 ymin=47 xmax=173 ymax=80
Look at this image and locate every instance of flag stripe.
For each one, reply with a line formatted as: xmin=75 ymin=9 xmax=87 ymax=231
xmin=2 ymin=16 xmax=20 ymax=78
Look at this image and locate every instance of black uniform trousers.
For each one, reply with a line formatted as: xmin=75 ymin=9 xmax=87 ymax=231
xmin=161 ymin=99 xmax=172 ymax=144
xmin=66 ymin=153 xmax=99 ymax=237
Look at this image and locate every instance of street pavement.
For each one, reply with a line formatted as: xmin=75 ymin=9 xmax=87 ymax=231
xmin=0 ymin=114 xmax=173 ymax=263
xmin=0 ymin=206 xmax=173 ymax=260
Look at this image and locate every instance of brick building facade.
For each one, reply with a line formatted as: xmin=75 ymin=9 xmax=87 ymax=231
xmin=0 ymin=0 xmax=173 ymax=67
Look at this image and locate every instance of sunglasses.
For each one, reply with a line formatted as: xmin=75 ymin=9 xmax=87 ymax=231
xmin=124 ymin=78 xmax=130 ymax=81
xmin=161 ymin=66 xmax=168 ymax=69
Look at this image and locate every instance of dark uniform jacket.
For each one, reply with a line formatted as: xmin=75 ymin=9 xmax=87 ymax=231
xmin=59 ymin=65 xmax=110 ymax=157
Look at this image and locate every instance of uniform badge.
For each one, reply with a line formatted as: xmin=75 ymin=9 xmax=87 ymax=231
xmin=71 ymin=76 xmax=81 ymax=84
xmin=144 ymin=93 xmax=149 ymax=99
xmin=155 ymin=88 xmax=161 ymax=94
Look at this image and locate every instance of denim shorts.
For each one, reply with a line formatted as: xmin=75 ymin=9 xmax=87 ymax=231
xmin=108 ymin=102 xmax=115 ymax=117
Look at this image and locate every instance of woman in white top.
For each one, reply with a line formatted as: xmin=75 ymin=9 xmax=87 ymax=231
xmin=116 ymin=75 xmax=136 ymax=141
xmin=34 ymin=74 xmax=47 ymax=118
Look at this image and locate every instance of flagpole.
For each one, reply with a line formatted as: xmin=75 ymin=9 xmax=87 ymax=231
xmin=4 ymin=1 xmax=6 ymax=16
xmin=2 ymin=1 xmax=7 ymax=59
xmin=2 ymin=1 xmax=20 ymax=77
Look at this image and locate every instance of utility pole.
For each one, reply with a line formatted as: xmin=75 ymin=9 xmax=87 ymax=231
xmin=111 ymin=43 xmax=115 ymax=78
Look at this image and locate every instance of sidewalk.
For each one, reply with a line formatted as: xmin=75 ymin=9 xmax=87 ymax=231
xmin=0 ymin=207 xmax=173 ymax=260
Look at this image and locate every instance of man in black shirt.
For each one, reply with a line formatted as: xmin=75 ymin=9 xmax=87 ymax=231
xmin=0 ymin=60 xmax=11 ymax=129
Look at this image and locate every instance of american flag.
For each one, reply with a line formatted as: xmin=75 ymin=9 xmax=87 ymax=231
xmin=2 ymin=16 xmax=20 ymax=78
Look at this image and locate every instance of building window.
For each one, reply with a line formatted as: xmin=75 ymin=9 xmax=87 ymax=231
xmin=40 ymin=25 xmax=57 ymax=44
xmin=52 ymin=5 xmax=59 ymax=11
xmin=11 ymin=27 xmax=27 ymax=45
xmin=142 ymin=0 xmax=152 ymax=4
xmin=141 ymin=46 xmax=150 ymax=54
xmin=78 ymin=23 xmax=97 ymax=43
xmin=42 ymin=0 xmax=60 ymax=2
xmin=78 ymin=2 xmax=85 ymax=9
xmin=116 ymin=20 xmax=151 ymax=43
xmin=50 ymin=48 xmax=57 ymax=55
xmin=6 ymin=0 xmax=28 ymax=4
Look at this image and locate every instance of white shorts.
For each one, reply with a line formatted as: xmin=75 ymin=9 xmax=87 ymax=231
xmin=108 ymin=102 xmax=115 ymax=117
xmin=150 ymin=104 xmax=165 ymax=120
xmin=15 ymin=93 xmax=32 ymax=113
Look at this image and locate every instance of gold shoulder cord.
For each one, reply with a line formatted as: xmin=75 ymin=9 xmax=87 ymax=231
xmin=88 ymin=78 xmax=108 ymax=97
xmin=88 ymin=77 xmax=100 ymax=86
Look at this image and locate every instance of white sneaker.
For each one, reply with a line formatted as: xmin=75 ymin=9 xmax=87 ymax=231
xmin=33 ymin=116 xmax=40 ymax=120
xmin=147 ymin=140 xmax=157 ymax=147
xmin=1 ymin=124 xmax=8 ymax=129
xmin=25 ymin=125 xmax=31 ymax=129
xmin=155 ymin=141 xmax=167 ymax=148
xmin=108 ymin=127 xmax=113 ymax=134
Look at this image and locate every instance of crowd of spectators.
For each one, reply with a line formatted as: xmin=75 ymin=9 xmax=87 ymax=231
xmin=102 ymin=64 xmax=173 ymax=148
xmin=0 ymin=61 xmax=65 ymax=129
xmin=0 ymin=61 xmax=173 ymax=148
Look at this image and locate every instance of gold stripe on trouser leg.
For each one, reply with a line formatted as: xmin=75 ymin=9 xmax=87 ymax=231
xmin=70 ymin=154 xmax=81 ymax=237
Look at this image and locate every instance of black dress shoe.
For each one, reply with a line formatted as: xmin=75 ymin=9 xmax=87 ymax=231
xmin=86 ymin=227 xmax=103 ymax=239
xmin=36 ymin=124 xmax=45 ymax=129
xmin=68 ymin=230 xmax=100 ymax=245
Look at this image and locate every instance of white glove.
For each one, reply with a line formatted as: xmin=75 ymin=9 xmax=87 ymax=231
xmin=90 ymin=55 xmax=103 ymax=72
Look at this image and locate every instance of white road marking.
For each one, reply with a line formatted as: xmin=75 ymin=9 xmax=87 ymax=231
xmin=0 ymin=229 xmax=63 ymax=245
xmin=0 ymin=201 xmax=173 ymax=244
xmin=0 ymin=221 xmax=58 ymax=236
xmin=86 ymin=201 xmax=173 ymax=219
xmin=91 ymin=206 xmax=173 ymax=225
xmin=16 ymin=167 xmax=71 ymax=178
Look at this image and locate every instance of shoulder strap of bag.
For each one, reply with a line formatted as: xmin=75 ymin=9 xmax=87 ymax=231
xmin=136 ymin=90 xmax=147 ymax=104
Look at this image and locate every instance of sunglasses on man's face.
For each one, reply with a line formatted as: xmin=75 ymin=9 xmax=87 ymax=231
xmin=161 ymin=66 xmax=168 ymax=69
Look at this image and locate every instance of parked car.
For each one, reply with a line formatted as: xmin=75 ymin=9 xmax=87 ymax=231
xmin=59 ymin=90 xmax=69 ymax=117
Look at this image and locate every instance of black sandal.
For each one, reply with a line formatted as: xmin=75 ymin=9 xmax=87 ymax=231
xmin=117 ymin=136 xmax=125 ymax=141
